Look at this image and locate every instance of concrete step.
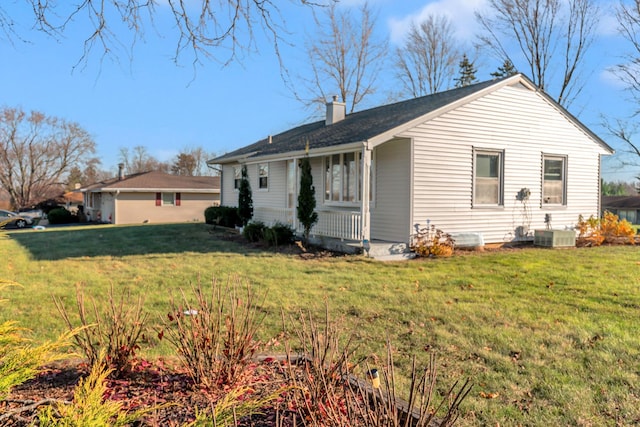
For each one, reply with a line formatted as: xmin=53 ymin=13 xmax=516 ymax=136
xmin=372 ymin=252 xmax=417 ymax=261
xmin=366 ymin=241 xmax=412 ymax=259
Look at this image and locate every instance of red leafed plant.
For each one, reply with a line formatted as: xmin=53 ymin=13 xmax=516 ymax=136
xmin=159 ymin=275 xmax=266 ymax=389
xmin=54 ymin=284 xmax=149 ymax=377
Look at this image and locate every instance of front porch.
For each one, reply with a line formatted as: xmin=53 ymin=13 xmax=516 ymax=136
xmin=253 ymin=207 xmax=412 ymax=259
xmin=253 ymin=207 xmax=363 ymax=241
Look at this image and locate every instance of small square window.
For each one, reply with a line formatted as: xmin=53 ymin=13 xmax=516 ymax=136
xmin=162 ymin=192 xmax=174 ymax=206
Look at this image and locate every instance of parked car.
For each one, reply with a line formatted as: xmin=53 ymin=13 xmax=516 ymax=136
xmin=0 ymin=209 xmax=34 ymax=229
xmin=18 ymin=208 xmax=44 ymax=220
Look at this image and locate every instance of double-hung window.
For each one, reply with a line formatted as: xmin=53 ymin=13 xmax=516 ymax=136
xmin=542 ymin=155 xmax=566 ymax=205
xmin=233 ymin=166 xmax=241 ymax=190
xmin=474 ymin=149 xmax=503 ymax=206
xmin=258 ymin=163 xmax=269 ymax=189
xmin=287 ymin=160 xmax=296 ymax=208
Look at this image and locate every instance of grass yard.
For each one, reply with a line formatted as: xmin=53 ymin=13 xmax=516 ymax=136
xmin=1 ymin=222 xmax=639 ymax=426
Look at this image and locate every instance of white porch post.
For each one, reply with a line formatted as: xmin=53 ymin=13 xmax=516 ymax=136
xmin=290 ymin=158 xmax=299 ymax=232
xmin=361 ymin=146 xmax=372 ymax=245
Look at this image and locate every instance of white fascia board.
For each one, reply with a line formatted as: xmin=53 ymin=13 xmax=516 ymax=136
xmin=367 ymin=76 xmax=524 ymax=149
xmin=207 ymin=151 xmax=258 ymax=165
xmin=99 ymin=188 xmax=220 ymax=193
xmin=241 ymin=142 xmax=365 ymax=165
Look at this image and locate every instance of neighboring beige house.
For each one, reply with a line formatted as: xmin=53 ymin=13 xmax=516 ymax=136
xmin=79 ymin=170 xmax=220 ymax=225
xmin=209 ymin=74 xmax=613 ymax=256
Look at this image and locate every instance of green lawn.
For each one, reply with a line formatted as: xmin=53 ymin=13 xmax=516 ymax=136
xmin=1 ymin=223 xmax=639 ymax=426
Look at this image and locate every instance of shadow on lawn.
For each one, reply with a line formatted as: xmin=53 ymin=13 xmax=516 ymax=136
xmin=7 ymin=223 xmax=252 ymax=261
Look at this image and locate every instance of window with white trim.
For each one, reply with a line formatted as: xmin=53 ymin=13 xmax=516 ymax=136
xmin=474 ymin=149 xmax=503 ymax=206
xmin=287 ymin=160 xmax=296 ymax=208
xmin=162 ymin=192 xmax=175 ymax=206
xmin=258 ymin=163 xmax=269 ymax=189
xmin=233 ymin=166 xmax=241 ymax=190
xmin=324 ymin=152 xmax=372 ymax=204
xmin=542 ymin=155 xmax=566 ymax=205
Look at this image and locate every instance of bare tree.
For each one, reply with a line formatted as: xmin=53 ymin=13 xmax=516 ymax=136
xmin=476 ymin=0 xmax=599 ymax=107
xmin=395 ymin=14 xmax=461 ymax=97
xmin=0 ymin=107 xmax=96 ymax=209
xmin=0 ymin=1 xmax=319 ymax=66
xmin=65 ymin=159 xmax=111 ymax=190
xmin=119 ymin=146 xmax=169 ymax=174
xmin=296 ymin=2 xmax=388 ymax=113
xmin=172 ymin=153 xmax=198 ymax=176
xmin=173 ymin=147 xmax=218 ymax=176
xmin=615 ymin=0 xmax=640 ymax=114
xmin=602 ymin=1 xmax=640 ymax=175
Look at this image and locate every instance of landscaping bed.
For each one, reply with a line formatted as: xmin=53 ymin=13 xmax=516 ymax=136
xmin=2 ymin=358 xmax=291 ymax=426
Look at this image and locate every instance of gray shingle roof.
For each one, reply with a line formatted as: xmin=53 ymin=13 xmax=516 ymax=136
xmin=211 ymin=77 xmax=506 ymax=163
xmin=81 ymin=171 xmax=220 ymax=192
xmin=602 ymin=195 xmax=640 ymax=209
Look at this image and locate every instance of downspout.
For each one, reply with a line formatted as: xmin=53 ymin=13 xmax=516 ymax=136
xmin=207 ymin=163 xmax=223 ymax=205
xmin=361 ymin=142 xmax=372 ymax=254
xmin=113 ymin=190 xmax=120 ymax=224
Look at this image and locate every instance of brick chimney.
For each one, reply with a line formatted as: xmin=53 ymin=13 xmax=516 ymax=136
xmin=118 ymin=163 xmax=125 ymax=180
xmin=325 ymin=95 xmax=346 ymax=125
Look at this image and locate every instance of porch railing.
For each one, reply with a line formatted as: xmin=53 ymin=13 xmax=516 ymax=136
xmin=253 ymin=207 xmax=361 ymax=241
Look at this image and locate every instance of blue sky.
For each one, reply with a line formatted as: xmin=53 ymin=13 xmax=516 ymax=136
xmin=0 ymin=0 xmax=636 ymax=182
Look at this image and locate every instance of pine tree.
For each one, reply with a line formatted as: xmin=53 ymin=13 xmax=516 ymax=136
xmin=297 ymin=156 xmax=318 ymax=242
xmin=237 ymin=165 xmax=253 ymax=226
xmin=454 ymin=54 xmax=477 ymax=88
xmin=491 ymin=59 xmax=517 ymax=78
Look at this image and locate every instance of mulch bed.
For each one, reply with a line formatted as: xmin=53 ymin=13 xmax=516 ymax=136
xmin=1 ymin=358 xmax=296 ymax=426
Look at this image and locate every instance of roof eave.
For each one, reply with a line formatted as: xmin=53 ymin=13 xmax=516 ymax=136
xmin=208 ymin=151 xmax=258 ymax=165
xmin=88 ymin=188 xmax=220 ymax=193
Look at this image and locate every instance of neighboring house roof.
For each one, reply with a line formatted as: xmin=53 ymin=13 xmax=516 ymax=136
xmin=80 ymin=171 xmax=220 ymax=193
xmin=602 ymin=195 xmax=640 ymax=209
xmin=210 ymin=74 xmax=613 ymax=164
xmin=62 ymin=191 xmax=84 ymax=204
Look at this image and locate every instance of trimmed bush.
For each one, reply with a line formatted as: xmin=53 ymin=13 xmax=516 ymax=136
xmin=242 ymin=221 xmax=266 ymax=243
xmin=47 ymin=207 xmax=77 ymax=225
xmin=204 ymin=206 xmax=240 ymax=228
xmin=263 ymin=222 xmax=295 ymax=246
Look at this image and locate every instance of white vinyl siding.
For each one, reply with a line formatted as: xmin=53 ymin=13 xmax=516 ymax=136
xmin=221 ymin=164 xmax=239 ymax=207
xmin=252 ymin=161 xmax=286 ymax=207
xmin=370 ymin=138 xmax=410 ymax=242
xmin=403 ymin=84 xmax=606 ymax=243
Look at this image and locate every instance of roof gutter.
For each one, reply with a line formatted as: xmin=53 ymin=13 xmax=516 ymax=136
xmin=90 ymin=188 xmax=220 ymax=193
xmin=207 ymin=151 xmax=258 ymax=165
xmin=223 ymin=142 xmax=365 ymax=165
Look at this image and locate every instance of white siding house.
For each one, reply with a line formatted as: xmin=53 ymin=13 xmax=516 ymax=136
xmin=209 ymin=74 xmax=613 ymax=255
